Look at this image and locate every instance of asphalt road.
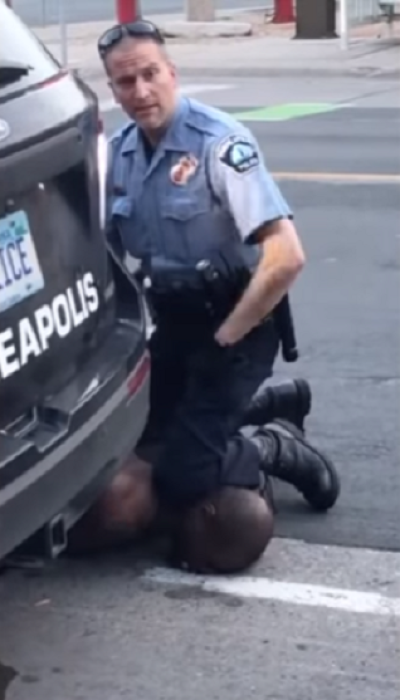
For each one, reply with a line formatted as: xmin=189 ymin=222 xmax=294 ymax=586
xmin=0 ymin=78 xmax=399 ymax=700
xmin=12 ymin=0 xmax=269 ymax=26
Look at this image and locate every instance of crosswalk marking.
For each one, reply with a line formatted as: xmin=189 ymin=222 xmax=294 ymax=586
xmin=143 ymin=566 xmax=400 ymax=617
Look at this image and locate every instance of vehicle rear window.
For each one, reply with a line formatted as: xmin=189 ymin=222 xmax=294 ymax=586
xmin=0 ymin=3 xmax=60 ymax=95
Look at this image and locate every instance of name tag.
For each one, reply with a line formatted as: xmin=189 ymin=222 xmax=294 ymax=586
xmin=0 ymin=210 xmax=45 ymax=313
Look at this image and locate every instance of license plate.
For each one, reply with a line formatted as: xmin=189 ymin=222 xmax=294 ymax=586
xmin=0 ymin=210 xmax=45 ymax=313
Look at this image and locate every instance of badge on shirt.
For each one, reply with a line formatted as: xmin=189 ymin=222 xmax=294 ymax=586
xmin=170 ymin=154 xmax=199 ymax=185
xmin=217 ymin=135 xmax=259 ymax=174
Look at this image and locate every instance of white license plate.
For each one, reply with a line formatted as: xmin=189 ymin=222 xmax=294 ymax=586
xmin=0 ymin=210 xmax=45 ymax=313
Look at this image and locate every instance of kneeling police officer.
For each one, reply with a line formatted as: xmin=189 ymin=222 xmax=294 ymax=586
xmin=69 ymin=19 xmax=340 ymax=573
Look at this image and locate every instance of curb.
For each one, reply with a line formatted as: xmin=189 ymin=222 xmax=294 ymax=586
xmin=176 ymin=66 xmax=400 ymax=79
xmin=162 ymin=20 xmax=253 ymax=39
xmin=79 ymin=65 xmax=400 ymax=83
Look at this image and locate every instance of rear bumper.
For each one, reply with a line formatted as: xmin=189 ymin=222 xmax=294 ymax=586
xmin=0 ymin=326 xmax=150 ymax=561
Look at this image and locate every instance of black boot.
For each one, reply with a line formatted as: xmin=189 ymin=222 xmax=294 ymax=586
xmin=251 ymin=420 xmax=340 ymax=511
xmin=242 ymin=379 xmax=312 ymax=431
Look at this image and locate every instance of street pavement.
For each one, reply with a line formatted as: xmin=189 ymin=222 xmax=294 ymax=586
xmin=12 ymin=0 xmax=272 ymax=25
xmin=0 ymin=77 xmax=399 ymax=700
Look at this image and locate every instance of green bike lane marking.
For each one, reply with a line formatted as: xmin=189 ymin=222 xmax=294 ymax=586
xmin=232 ymin=102 xmax=348 ymax=121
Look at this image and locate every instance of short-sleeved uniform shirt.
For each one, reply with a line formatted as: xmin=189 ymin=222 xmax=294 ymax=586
xmin=106 ymin=97 xmax=292 ymax=273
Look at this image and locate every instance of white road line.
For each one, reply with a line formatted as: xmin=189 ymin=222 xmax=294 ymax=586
xmin=179 ymin=83 xmax=234 ymax=95
xmin=100 ymin=83 xmax=234 ymax=113
xmin=273 ymin=171 xmax=400 ymax=185
xmin=143 ymin=567 xmax=400 ymax=617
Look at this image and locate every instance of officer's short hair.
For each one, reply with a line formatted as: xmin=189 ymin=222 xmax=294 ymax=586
xmin=172 ymin=487 xmax=274 ymax=575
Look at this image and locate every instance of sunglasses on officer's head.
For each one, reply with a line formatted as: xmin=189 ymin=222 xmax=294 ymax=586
xmin=97 ymin=19 xmax=165 ymax=59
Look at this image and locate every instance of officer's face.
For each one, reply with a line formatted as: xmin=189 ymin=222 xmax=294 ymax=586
xmin=105 ymin=38 xmax=177 ymax=135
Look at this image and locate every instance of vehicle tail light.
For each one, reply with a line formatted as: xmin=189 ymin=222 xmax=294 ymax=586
xmin=127 ymin=351 xmax=150 ymax=397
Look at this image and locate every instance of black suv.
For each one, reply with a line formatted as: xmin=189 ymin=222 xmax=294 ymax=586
xmin=0 ymin=4 xmax=150 ymax=560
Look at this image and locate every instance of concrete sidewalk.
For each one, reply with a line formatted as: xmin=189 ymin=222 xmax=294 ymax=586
xmin=32 ymin=11 xmax=400 ymax=85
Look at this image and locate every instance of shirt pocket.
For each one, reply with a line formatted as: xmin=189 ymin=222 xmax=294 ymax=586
xmin=111 ymin=196 xmax=148 ymax=258
xmin=159 ymin=195 xmax=214 ymax=262
xmin=112 ymin=195 xmax=132 ymax=218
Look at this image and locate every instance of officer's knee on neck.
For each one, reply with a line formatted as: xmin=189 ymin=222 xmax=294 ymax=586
xmin=171 ymin=487 xmax=274 ymax=575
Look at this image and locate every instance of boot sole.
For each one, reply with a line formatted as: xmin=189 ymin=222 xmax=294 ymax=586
xmin=272 ymin=419 xmax=341 ymax=512
xmin=293 ymin=379 xmax=312 ymax=428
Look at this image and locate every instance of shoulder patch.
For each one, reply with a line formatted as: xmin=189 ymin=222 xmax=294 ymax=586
xmin=217 ymin=135 xmax=259 ymax=174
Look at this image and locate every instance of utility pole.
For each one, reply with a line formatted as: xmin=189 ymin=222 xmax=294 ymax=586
xmin=273 ymin=0 xmax=295 ymax=23
xmin=185 ymin=0 xmax=215 ymax=21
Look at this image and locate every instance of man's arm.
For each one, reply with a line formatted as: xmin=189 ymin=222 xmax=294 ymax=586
xmin=208 ymin=132 xmax=305 ymax=345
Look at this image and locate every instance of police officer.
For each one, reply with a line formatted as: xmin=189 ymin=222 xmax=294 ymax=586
xmin=81 ymin=19 xmax=340 ymax=572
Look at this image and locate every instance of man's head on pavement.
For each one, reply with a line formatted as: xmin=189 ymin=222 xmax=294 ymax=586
xmin=98 ymin=19 xmax=177 ymax=141
xmin=171 ymin=487 xmax=274 ymax=575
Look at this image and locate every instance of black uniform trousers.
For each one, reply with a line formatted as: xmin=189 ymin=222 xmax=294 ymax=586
xmin=137 ymin=316 xmax=279 ymax=509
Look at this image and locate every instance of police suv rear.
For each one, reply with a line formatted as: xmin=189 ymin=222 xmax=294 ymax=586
xmin=0 ymin=3 xmax=150 ymax=560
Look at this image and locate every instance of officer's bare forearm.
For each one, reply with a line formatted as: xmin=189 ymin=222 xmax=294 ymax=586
xmin=215 ymin=220 xmax=305 ymax=345
xmin=242 ymin=260 xmax=298 ymax=319
xmin=234 ymin=221 xmax=304 ymax=323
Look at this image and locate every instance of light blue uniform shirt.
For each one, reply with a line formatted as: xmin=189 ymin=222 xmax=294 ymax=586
xmin=106 ymin=96 xmax=292 ymax=271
